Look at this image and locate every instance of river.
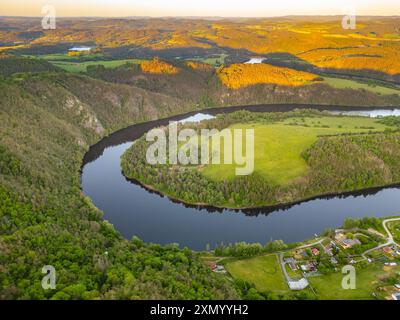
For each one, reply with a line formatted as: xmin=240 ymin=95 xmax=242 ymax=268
xmin=81 ymin=104 xmax=400 ymax=250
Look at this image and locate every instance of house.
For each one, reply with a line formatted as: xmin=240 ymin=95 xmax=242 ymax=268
xmin=341 ymin=238 xmax=361 ymax=249
xmin=300 ymin=261 xmax=317 ymax=272
xmin=214 ymin=265 xmax=226 ymax=273
xmin=284 ymin=257 xmax=299 ymax=271
xmin=383 ymin=246 xmax=393 ymax=254
xmin=324 ymin=244 xmax=334 ymax=255
xmin=207 ymin=262 xmax=217 ymax=271
xmin=335 ymin=232 xmax=346 ymax=242
xmin=392 ymin=293 xmax=400 ymax=300
xmin=311 ymin=248 xmax=320 ymax=256
xmin=300 ymin=264 xmax=308 ymax=272
xmin=335 ymin=232 xmax=362 ymax=249
xmin=288 ymin=278 xmax=309 ymax=291
xmin=394 ymin=284 xmax=400 ymax=290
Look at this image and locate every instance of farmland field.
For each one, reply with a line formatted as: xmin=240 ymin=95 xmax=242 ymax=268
xmin=225 ymin=255 xmax=289 ymax=293
xmin=49 ymin=59 xmax=143 ymax=72
xmin=308 ymin=263 xmax=400 ymax=300
xmin=201 ymin=116 xmax=392 ymax=184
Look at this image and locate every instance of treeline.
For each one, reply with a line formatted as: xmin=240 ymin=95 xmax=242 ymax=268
xmin=342 ymin=217 xmax=383 ymax=231
xmin=213 ymin=240 xmax=298 ymax=258
xmin=0 ymin=56 xmax=61 ymax=77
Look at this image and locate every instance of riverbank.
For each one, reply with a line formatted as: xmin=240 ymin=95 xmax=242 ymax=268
xmin=121 ymin=109 xmax=400 ymax=209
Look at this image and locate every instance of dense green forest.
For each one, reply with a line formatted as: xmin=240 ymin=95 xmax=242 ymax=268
xmin=0 ymin=72 xmax=240 ymax=299
xmin=122 ymin=110 xmax=400 ymax=208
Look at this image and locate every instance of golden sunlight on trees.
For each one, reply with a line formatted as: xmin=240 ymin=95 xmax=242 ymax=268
xmin=217 ymin=63 xmax=320 ymax=89
xmin=140 ymin=58 xmax=179 ymax=74
xmin=299 ymin=45 xmax=400 ymax=75
xmin=184 ymin=60 xmax=214 ymax=72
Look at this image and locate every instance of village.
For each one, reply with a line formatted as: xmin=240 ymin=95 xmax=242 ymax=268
xmin=206 ymin=217 xmax=400 ymax=300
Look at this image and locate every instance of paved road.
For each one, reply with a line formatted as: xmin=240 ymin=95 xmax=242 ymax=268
xmin=278 ymin=252 xmax=292 ymax=281
xmin=363 ymin=217 xmax=400 ymax=257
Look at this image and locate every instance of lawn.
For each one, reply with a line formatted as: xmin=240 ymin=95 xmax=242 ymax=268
xmin=308 ymin=263 xmax=400 ymax=300
xmin=49 ymin=59 xmax=143 ymax=72
xmin=226 ymin=254 xmax=400 ymax=299
xmin=191 ymin=54 xmax=228 ymax=67
xmin=200 ymin=116 xmax=391 ymax=184
xmin=323 ymin=77 xmax=400 ymax=96
xmin=225 ymin=254 xmax=289 ymax=293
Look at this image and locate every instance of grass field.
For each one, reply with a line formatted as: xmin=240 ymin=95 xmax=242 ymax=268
xmin=200 ymin=116 xmax=391 ymax=184
xmin=225 ymin=255 xmax=289 ymax=293
xmin=191 ymin=54 xmax=228 ymax=67
xmin=323 ymin=77 xmax=400 ymax=96
xmin=25 ymin=53 xmax=104 ymax=61
xmin=49 ymin=59 xmax=143 ymax=72
xmin=308 ymin=263 xmax=400 ymax=300
xmin=227 ymin=254 xmax=399 ymax=299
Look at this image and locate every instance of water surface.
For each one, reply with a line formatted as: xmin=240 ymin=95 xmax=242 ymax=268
xmin=82 ymin=104 xmax=400 ymax=250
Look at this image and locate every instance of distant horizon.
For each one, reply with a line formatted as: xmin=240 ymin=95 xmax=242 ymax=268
xmin=1 ymin=14 xmax=400 ymax=19
xmin=1 ymin=0 xmax=399 ymax=18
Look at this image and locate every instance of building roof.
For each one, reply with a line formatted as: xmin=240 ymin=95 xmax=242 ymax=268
xmin=342 ymin=238 xmax=361 ymax=247
xmin=288 ymin=278 xmax=309 ymax=291
xmin=383 ymin=246 xmax=393 ymax=253
xmin=311 ymin=248 xmax=320 ymax=255
xmin=392 ymin=293 xmax=400 ymax=300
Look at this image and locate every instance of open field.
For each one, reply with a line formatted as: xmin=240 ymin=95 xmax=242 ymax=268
xmin=201 ymin=116 xmax=392 ymax=184
xmin=308 ymin=263 xmax=400 ymax=300
xmin=387 ymin=221 xmax=400 ymax=243
xmin=225 ymin=255 xmax=289 ymax=293
xmin=191 ymin=54 xmax=228 ymax=67
xmin=226 ymin=254 xmax=400 ymax=299
xmin=24 ymin=53 xmax=105 ymax=61
xmin=323 ymin=77 xmax=400 ymax=96
xmin=49 ymin=59 xmax=143 ymax=72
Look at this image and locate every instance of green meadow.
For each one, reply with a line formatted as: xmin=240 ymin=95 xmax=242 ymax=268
xmin=308 ymin=263 xmax=400 ymax=299
xmin=191 ymin=54 xmax=228 ymax=66
xmin=323 ymin=77 xmax=400 ymax=96
xmin=49 ymin=59 xmax=143 ymax=73
xmin=200 ymin=116 xmax=391 ymax=185
xmin=225 ymin=255 xmax=289 ymax=293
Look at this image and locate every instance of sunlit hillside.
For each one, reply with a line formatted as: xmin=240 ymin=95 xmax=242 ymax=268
xmin=140 ymin=58 xmax=179 ymax=74
xmin=2 ymin=17 xmax=399 ymax=77
xmin=217 ymin=63 xmax=320 ymax=89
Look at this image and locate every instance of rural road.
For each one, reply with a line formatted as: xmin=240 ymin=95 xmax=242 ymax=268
xmin=363 ymin=217 xmax=400 ymax=256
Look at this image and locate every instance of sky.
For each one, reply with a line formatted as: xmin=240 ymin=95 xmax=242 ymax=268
xmin=1 ymin=0 xmax=399 ymax=17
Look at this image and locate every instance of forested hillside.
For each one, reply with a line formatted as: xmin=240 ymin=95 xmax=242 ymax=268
xmin=0 ymin=73 xmax=239 ymax=299
xmin=1 ymin=53 xmax=400 ymax=299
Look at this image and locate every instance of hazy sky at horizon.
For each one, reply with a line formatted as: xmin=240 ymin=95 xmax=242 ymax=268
xmin=1 ymin=0 xmax=399 ymax=17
